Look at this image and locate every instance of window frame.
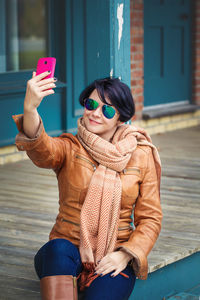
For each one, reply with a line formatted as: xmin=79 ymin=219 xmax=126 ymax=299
xmin=0 ymin=0 xmax=67 ymax=97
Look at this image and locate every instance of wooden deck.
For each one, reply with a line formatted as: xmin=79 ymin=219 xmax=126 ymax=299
xmin=0 ymin=125 xmax=200 ymax=299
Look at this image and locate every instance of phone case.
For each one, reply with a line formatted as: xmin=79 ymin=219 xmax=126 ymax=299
xmin=36 ymin=57 xmax=56 ymax=79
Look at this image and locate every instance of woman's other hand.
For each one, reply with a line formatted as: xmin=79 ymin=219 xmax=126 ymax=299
xmin=24 ymin=71 xmax=56 ymax=112
xmin=95 ymin=250 xmax=132 ymax=277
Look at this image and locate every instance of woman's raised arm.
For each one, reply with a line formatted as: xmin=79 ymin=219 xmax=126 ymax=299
xmin=13 ymin=72 xmax=68 ymax=171
xmin=23 ymin=71 xmax=56 ymax=138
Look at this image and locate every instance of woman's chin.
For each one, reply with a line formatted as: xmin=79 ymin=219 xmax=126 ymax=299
xmin=86 ymin=123 xmax=103 ymax=135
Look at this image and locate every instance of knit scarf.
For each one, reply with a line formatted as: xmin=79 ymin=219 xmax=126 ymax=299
xmin=77 ymin=117 xmax=161 ymax=290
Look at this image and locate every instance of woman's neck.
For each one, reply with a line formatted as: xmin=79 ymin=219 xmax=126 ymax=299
xmin=98 ymin=126 xmax=118 ymax=142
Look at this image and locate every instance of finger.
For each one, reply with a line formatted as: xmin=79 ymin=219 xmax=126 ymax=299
xmin=111 ymin=270 xmax=121 ymax=278
xmin=95 ymin=262 xmax=112 ymax=273
xmin=38 ymin=77 xmax=56 ymax=87
xmin=32 ymin=71 xmax=36 ymax=78
xmin=95 ymin=259 xmax=110 ymax=271
xmin=39 ymin=83 xmax=56 ymax=91
xmin=96 ymin=255 xmax=110 ymax=268
xmin=34 ymin=71 xmax=51 ymax=82
xmin=41 ymin=89 xmax=55 ymax=98
xmin=100 ymin=266 xmax=116 ymax=277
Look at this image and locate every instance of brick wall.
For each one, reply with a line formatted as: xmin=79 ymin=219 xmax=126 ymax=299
xmin=130 ymin=0 xmax=200 ymax=122
xmin=192 ymin=0 xmax=200 ymax=106
xmin=130 ymin=0 xmax=144 ymax=121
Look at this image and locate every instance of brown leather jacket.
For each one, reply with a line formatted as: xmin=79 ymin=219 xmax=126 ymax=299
xmin=13 ymin=114 xmax=162 ymax=280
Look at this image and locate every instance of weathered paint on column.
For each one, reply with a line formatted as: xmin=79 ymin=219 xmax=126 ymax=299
xmin=110 ymin=0 xmax=131 ymax=87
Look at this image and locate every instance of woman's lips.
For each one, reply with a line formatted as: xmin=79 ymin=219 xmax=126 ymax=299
xmin=89 ymin=119 xmax=101 ymax=125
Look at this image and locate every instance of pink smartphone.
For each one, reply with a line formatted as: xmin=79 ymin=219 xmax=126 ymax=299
xmin=36 ymin=57 xmax=56 ymax=79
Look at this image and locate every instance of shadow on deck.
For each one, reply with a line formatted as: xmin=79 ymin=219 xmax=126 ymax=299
xmin=0 ymin=125 xmax=200 ymax=300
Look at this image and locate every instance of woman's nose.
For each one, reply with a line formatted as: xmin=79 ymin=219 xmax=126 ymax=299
xmin=92 ymin=106 xmax=102 ymax=117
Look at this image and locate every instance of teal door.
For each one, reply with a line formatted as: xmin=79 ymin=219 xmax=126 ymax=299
xmin=66 ymin=0 xmax=131 ymax=133
xmin=144 ymin=0 xmax=192 ymax=107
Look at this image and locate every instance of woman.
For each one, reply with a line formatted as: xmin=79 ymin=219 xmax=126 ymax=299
xmin=13 ymin=71 xmax=162 ymax=300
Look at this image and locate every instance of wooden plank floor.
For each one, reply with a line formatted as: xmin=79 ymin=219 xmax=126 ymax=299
xmin=0 ymin=125 xmax=200 ymax=299
xmin=149 ymin=125 xmax=200 ymax=272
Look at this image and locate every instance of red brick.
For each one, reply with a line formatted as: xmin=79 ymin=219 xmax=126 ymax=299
xmin=131 ymin=80 xmax=135 ymax=87
xmin=178 ymin=0 xmax=200 ymax=105
xmin=131 ymin=53 xmax=134 ymax=60
xmin=194 ymin=48 xmax=200 ymax=56
xmin=133 ymin=3 xmax=143 ymax=10
xmin=132 ymin=20 xmax=143 ymax=27
xmin=135 ymin=87 xmax=144 ymax=94
xmin=133 ymin=10 xmax=143 ymax=17
xmin=193 ymin=87 xmax=200 ymax=93
xmin=193 ymin=68 xmax=200 ymax=73
xmin=132 ymin=58 xmax=143 ymax=66
xmin=132 ymin=79 xmax=144 ymax=86
xmin=131 ymin=63 xmax=138 ymax=70
xmin=133 ymin=0 xmax=143 ymax=5
xmin=194 ymin=55 xmax=200 ymax=64
xmin=131 ymin=44 xmax=143 ymax=52
xmin=195 ymin=20 xmax=200 ymax=27
xmin=132 ymin=16 xmax=143 ymax=22
xmin=134 ymin=96 xmax=143 ymax=104
xmin=136 ymin=61 xmax=144 ymax=69
xmin=194 ymin=70 xmax=200 ymax=78
xmin=192 ymin=78 xmax=200 ymax=86
xmin=133 ymin=53 xmax=143 ymax=61
xmin=131 ymin=79 xmax=143 ymax=88
xmin=194 ymin=41 xmax=200 ymax=48
xmin=132 ymin=86 xmax=143 ymax=95
xmin=131 ymin=45 xmax=137 ymax=52
xmin=131 ymin=0 xmax=145 ymax=119
xmin=133 ymin=26 xmax=143 ymax=33
xmin=132 ymin=70 xmax=143 ymax=78
xmin=133 ymin=37 xmax=143 ymax=44
xmin=136 ymin=95 xmax=144 ymax=103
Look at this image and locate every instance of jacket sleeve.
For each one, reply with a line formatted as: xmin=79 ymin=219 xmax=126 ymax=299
xmin=119 ymin=147 xmax=163 ymax=279
xmin=12 ymin=114 xmax=67 ymax=171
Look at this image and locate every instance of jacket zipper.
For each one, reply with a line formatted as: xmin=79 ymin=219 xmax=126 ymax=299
xmin=123 ymin=167 xmax=140 ymax=174
xmin=75 ymin=154 xmax=97 ymax=171
xmin=118 ymin=225 xmax=133 ymax=231
xmin=61 ymin=218 xmax=80 ymax=227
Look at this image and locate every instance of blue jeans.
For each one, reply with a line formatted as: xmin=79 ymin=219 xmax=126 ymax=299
xmin=34 ymin=239 xmax=136 ymax=300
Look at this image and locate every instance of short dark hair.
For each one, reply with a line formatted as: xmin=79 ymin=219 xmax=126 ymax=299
xmin=79 ymin=77 xmax=135 ymax=122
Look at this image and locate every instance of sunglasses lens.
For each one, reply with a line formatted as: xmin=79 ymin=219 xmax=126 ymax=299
xmin=102 ymin=105 xmax=116 ymax=119
xmin=85 ymin=98 xmax=116 ymax=119
xmin=85 ymin=98 xmax=99 ymax=110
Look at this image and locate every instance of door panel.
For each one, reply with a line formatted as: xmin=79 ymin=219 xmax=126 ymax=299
xmin=144 ymin=0 xmax=191 ymax=106
xmin=66 ymin=0 xmax=111 ymax=133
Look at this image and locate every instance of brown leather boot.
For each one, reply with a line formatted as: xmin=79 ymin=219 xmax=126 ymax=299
xmin=40 ymin=275 xmax=78 ymax=300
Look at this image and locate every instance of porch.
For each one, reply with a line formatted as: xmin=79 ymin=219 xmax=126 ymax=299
xmin=0 ymin=125 xmax=200 ymax=299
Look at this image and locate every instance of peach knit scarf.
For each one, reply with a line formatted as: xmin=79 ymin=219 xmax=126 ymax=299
xmin=77 ymin=117 xmax=161 ymax=290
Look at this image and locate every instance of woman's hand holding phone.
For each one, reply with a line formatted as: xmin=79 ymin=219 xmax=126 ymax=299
xmin=23 ymin=71 xmax=57 ymax=138
xmin=24 ymin=71 xmax=56 ymax=112
xmin=24 ymin=57 xmax=56 ymax=112
xmin=23 ymin=57 xmax=57 ymax=138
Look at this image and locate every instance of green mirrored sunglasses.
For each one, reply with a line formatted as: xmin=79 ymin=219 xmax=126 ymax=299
xmin=84 ymin=98 xmax=116 ymax=119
